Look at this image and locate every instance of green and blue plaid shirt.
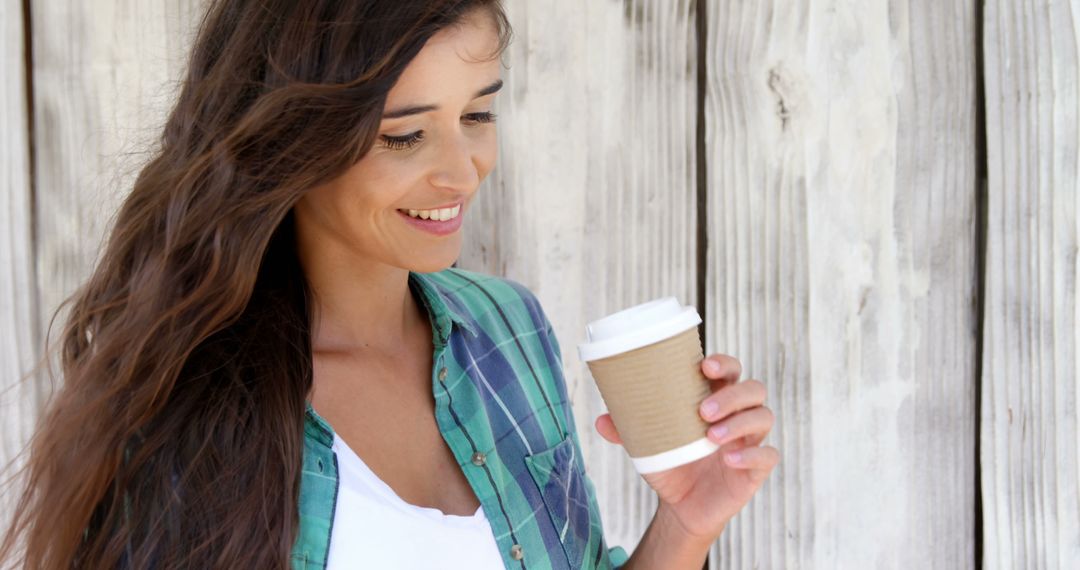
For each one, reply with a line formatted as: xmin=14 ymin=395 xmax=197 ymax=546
xmin=291 ymin=267 xmax=630 ymax=570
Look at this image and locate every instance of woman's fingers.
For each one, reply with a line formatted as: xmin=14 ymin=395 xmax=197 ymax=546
xmin=722 ymin=444 xmax=780 ymax=477
xmin=705 ymin=405 xmax=774 ymax=447
xmin=738 ymin=429 xmax=768 ymax=448
xmin=700 ymin=354 xmax=742 ymax=387
xmin=594 ymin=413 xmax=622 ymax=445
xmin=601 ymin=403 xmax=774 ymax=451
xmin=698 ymin=379 xmax=768 ymax=423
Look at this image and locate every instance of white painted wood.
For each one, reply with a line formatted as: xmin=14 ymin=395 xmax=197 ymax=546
xmin=703 ymin=1 xmax=978 ymax=568
xmin=1 ymin=0 xmax=38 ymax=518
xmin=3 ymin=0 xmax=203 ymax=535
xmin=30 ymin=0 xmax=203 ymax=364
xmin=982 ymin=1 xmax=1080 ymax=568
xmin=459 ymin=0 xmax=699 ymax=557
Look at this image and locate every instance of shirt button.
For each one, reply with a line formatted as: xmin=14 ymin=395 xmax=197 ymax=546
xmin=438 ymin=367 xmax=448 ymax=382
xmin=471 ymin=451 xmax=486 ymax=466
xmin=509 ymin=544 xmax=524 ymax=561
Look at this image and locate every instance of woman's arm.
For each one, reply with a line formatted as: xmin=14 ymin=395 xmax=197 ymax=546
xmin=619 ymin=503 xmax=717 ymax=570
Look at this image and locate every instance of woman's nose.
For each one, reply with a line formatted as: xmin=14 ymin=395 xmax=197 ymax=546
xmin=428 ymin=133 xmax=481 ymax=192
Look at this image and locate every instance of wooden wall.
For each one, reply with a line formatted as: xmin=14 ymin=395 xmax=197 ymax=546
xmin=1 ymin=0 xmax=37 ymax=492
xmin=694 ymin=1 xmax=980 ymax=567
xmin=982 ymin=0 xmax=1080 ymax=567
xmin=1 ymin=1 xmax=1076 ymax=568
xmin=0 ymin=0 xmax=202 ymax=528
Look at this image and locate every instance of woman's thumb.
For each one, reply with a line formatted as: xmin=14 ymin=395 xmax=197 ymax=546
xmin=594 ymin=413 xmax=623 ymax=445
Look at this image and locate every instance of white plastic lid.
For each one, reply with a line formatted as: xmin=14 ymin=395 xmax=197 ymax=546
xmin=577 ymin=297 xmax=701 ymax=362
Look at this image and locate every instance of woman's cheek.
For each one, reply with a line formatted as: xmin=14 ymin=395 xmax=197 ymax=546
xmin=474 ymin=135 xmax=498 ymax=179
xmin=365 ymin=153 xmax=424 ymax=188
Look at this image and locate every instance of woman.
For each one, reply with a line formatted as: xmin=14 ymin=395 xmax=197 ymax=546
xmin=1 ymin=0 xmax=778 ymax=568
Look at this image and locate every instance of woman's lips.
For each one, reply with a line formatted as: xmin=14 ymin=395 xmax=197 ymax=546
xmin=397 ymin=208 xmax=464 ymax=236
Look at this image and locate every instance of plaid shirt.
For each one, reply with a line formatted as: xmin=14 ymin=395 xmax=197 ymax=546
xmin=291 ymin=267 xmax=630 ymax=570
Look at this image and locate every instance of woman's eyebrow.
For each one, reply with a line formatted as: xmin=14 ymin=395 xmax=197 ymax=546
xmin=382 ymin=79 xmax=503 ymax=119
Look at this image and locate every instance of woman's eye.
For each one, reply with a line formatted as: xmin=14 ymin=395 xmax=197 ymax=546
xmin=381 ymin=131 xmax=424 ymax=151
xmin=380 ymin=113 xmax=496 ymax=151
xmin=463 ymin=111 xmax=497 ymax=124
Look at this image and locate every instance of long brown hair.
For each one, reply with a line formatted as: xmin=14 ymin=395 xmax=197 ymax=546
xmin=1 ymin=1 xmax=510 ymax=568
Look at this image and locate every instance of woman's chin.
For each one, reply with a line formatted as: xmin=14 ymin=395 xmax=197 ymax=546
xmin=405 ymin=251 xmax=462 ymax=274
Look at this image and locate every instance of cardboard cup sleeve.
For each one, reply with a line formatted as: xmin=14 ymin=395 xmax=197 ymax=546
xmin=585 ymin=327 xmax=718 ymax=473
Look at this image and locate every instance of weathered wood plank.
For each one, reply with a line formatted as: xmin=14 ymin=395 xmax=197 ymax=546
xmin=459 ymin=0 xmax=699 ymax=555
xmin=30 ymin=0 xmax=203 ymax=364
xmin=703 ymin=1 xmax=978 ymax=568
xmin=1 ymin=0 xmax=38 ymax=508
xmin=982 ymin=1 xmax=1080 ymax=568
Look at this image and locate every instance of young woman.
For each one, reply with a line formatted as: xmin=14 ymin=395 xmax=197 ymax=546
xmin=1 ymin=1 xmax=778 ymax=568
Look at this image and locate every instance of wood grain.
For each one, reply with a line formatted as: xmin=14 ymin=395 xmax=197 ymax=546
xmin=1 ymin=0 xmax=38 ymax=512
xmin=30 ymin=0 xmax=203 ymax=358
xmin=982 ymin=1 xmax=1080 ymax=568
xmin=459 ymin=0 xmax=699 ymax=555
xmin=703 ymin=1 xmax=978 ymax=567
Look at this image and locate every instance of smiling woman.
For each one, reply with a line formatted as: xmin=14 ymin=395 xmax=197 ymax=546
xmin=0 ymin=1 xmax=643 ymax=569
xmin=294 ymin=8 xmax=503 ymax=274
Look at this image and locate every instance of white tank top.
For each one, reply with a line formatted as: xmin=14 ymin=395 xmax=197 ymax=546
xmin=325 ymin=433 xmax=506 ymax=569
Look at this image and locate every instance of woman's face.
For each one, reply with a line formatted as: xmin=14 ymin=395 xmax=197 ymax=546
xmin=295 ymin=9 xmax=502 ymax=273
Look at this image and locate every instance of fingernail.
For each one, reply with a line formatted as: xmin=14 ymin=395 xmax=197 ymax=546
xmin=704 ymin=360 xmax=721 ymax=374
xmin=701 ymin=401 xmax=719 ymax=419
xmin=708 ymin=424 xmax=728 ymax=441
xmin=725 ymin=451 xmax=742 ymax=464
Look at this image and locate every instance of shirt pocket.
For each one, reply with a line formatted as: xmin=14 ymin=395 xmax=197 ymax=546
xmin=524 ymin=435 xmax=594 ymax=568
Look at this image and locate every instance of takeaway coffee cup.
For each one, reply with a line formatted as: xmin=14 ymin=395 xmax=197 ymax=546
xmin=578 ymin=297 xmax=719 ymax=474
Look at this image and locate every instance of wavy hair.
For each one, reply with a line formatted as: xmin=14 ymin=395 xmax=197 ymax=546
xmin=1 ymin=1 xmax=510 ymax=567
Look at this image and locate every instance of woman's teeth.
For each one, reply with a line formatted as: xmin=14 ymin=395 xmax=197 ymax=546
xmin=402 ymin=204 xmax=461 ymax=221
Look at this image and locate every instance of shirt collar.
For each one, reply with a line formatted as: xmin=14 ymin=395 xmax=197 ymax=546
xmin=408 ymin=270 xmax=478 ymax=342
xmin=304 ymin=401 xmax=334 ymax=446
